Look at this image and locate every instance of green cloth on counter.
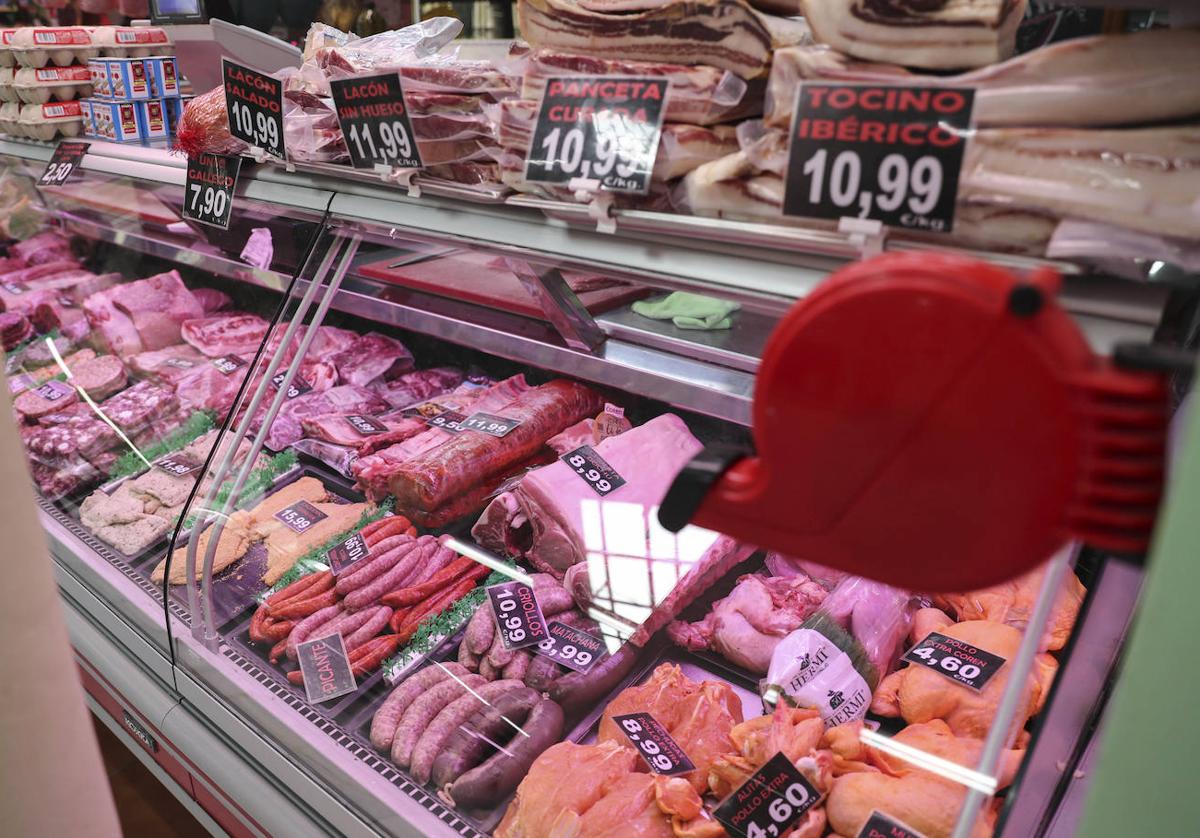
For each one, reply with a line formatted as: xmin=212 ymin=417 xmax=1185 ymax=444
xmin=631 ymin=292 xmax=741 ymax=330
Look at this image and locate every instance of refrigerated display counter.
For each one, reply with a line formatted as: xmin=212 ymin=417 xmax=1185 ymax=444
xmin=0 ymin=135 xmax=1192 ymax=838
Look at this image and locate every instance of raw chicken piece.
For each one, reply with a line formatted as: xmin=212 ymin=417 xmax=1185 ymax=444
xmin=573 ymin=774 xmax=676 ymax=838
xmin=708 ymin=703 xmax=828 ymax=798
xmin=933 ymin=567 xmax=1085 ymax=651
xmin=598 ymin=663 xmax=743 ymax=793
xmin=764 ymin=553 xmax=849 ymax=590
xmin=823 ymin=718 xmax=1024 ymax=783
xmin=871 ymin=609 xmax=1057 ymax=741
xmin=495 ymin=740 xmax=640 ymax=837
xmin=668 ymin=574 xmax=828 ymax=673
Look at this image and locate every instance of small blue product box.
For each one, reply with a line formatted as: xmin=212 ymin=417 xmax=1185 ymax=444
xmin=137 ymin=97 xmax=170 ymax=140
xmin=105 ymin=57 xmax=155 ymax=100
xmin=143 ymin=56 xmax=179 ymax=99
xmin=88 ymin=97 xmax=142 ymax=142
xmin=79 ymin=97 xmax=94 ymax=134
xmin=87 ymin=59 xmax=110 ymax=98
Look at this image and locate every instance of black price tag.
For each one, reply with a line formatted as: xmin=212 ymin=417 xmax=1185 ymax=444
xmin=270 ymin=371 xmax=312 ymax=399
xmin=34 ymin=379 xmax=73 ymax=402
xmin=612 ymin=712 xmax=695 ymax=776
xmin=274 ymin=499 xmax=328 ymax=535
xmin=122 ymin=710 xmax=158 ymax=754
xmin=344 ymin=414 xmax=387 ymax=436
xmin=857 ymin=811 xmax=928 ymax=838
xmin=488 ymin=579 xmax=548 ymax=650
xmin=524 ymin=76 xmax=668 ymax=195
xmin=329 ymin=72 xmax=422 ymax=171
xmin=901 ymin=630 xmax=1006 ymax=692
xmin=783 ymin=84 xmax=974 ymax=233
xmin=155 ymin=452 xmax=203 ymax=477
xmin=184 ymin=152 xmax=241 ymax=230
xmin=714 ymin=752 xmax=822 ymax=838
xmin=460 ymin=411 xmax=521 ymax=437
xmin=39 ymin=140 xmax=89 ymax=187
xmin=426 ymin=409 xmax=465 ymax=433
xmin=327 ymin=531 xmax=370 ymax=576
xmin=535 ymin=620 xmax=604 ymax=674
xmin=561 ymin=445 xmax=625 ymax=497
xmin=296 ymin=632 xmax=357 ymax=703
xmin=211 ymin=355 xmax=246 ymax=375
xmin=222 ymin=59 xmax=284 ymax=159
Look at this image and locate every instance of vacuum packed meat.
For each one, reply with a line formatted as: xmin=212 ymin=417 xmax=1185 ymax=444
xmin=181 ymin=313 xmax=271 ymax=357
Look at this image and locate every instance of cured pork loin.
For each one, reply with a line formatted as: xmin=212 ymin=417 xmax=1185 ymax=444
xmin=766 ymin=28 xmax=1200 ymax=131
xmin=518 ymin=0 xmax=808 ymax=79
xmin=960 ymin=126 xmax=1200 ymax=241
xmin=388 ymin=379 xmax=604 ymax=512
xmin=801 ymin=0 xmax=1026 ymax=70
xmin=509 ymin=42 xmax=763 ymax=126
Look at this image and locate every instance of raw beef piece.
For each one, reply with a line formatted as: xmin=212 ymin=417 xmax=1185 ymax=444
xmin=127 ymin=344 xmax=208 ymax=385
xmin=766 ymin=29 xmax=1200 ymax=131
xmin=176 ymin=357 xmax=249 ymax=415
xmin=518 ymin=0 xmax=807 ymax=79
xmin=263 ymin=324 xmax=358 ymax=364
xmin=372 ymin=367 xmax=464 ymax=410
xmin=802 ymin=0 xmax=1025 ymax=70
xmin=10 ymin=232 xmax=72 ymax=266
xmin=31 ymin=301 xmax=90 ymax=342
xmin=473 ymin=413 xmax=703 ymax=575
xmin=262 ymin=384 xmax=391 ymax=451
xmin=331 ymin=332 xmax=414 ymax=386
xmin=99 ymin=381 xmax=178 ymax=434
xmin=512 ymin=42 xmax=763 ymax=126
xmin=181 ymin=314 xmax=271 ymax=357
xmin=352 ymin=376 xmax=529 ymax=500
xmin=108 ymin=270 xmax=205 ymax=352
xmin=668 ymin=574 xmax=828 ymax=673
xmin=192 ymin=288 xmax=232 ymax=314
xmin=389 ymin=379 xmax=604 ymax=512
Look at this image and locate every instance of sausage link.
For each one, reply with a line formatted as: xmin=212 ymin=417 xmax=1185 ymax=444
xmin=249 ymin=605 xmax=273 ymax=644
xmin=395 ymin=575 xmax=480 ymax=643
xmin=447 ymin=698 xmax=565 ymax=809
xmin=404 ymin=545 xmax=456 ymax=588
xmin=351 ymin=635 xmax=403 ymax=677
xmin=501 ymin=651 xmax=531 ymax=682
xmin=430 ymin=687 xmax=539 ymax=787
xmin=345 ymin=606 xmax=393 ymax=650
xmin=524 ymin=653 xmax=561 ymax=691
xmin=381 ymin=557 xmax=476 ymax=607
xmin=343 ymin=540 xmax=437 ymax=611
xmin=486 ymin=630 xmax=515 ymax=669
xmin=286 ymin=604 xmax=343 ymax=660
xmin=458 ymin=642 xmax=480 ymax=672
xmin=390 ymin=673 xmax=487 ymax=768
xmin=463 ymin=597 xmax=495 ymax=655
xmin=369 ymin=662 xmax=468 ymax=751
xmin=264 ymin=618 xmax=295 ymax=642
xmin=334 ymin=537 xmax=418 ymax=595
xmin=265 ymin=570 xmax=327 ymax=608
xmin=409 ymin=680 xmax=523 ymax=784
xmin=271 ymin=589 xmax=338 ymax=620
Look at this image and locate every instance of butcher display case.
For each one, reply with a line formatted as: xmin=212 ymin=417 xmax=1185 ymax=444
xmin=0 ymin=134 xmax=1193 ymax=838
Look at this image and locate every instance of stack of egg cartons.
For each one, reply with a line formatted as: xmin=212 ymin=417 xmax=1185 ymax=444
xmin=84 ymin=25 xmax=179 ymax=144
xmin=0 ymin=27 xmax=97 ymax=141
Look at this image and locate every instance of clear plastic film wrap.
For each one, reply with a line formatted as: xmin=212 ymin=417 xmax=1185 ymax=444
xmin=506 ymin=41 xmax=761 ymax=126
xmin=762 ymin=576 xmax=916 ymax=728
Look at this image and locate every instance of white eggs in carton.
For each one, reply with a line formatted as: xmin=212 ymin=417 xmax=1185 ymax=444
xmin=0 ymin=101 xmax=20 ymax=135
xmin=14 ymin=65 xmax=93 ymax=104
xmin=90 ymin=26 xmax=174 ymax=58
xmin=18 ymin=100 xmax=84 ymax=140
xmin=0 ymin=30 xmax=17 ymax=68
xmin=11 ymin=28 xmax=98 ymax=69
xmin=0 ymin=66 xmax=16 ymax=103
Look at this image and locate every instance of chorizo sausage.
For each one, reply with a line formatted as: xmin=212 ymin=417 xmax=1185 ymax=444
xmin=430 ymin=686 xmax=539 ymax=787
xmin=391 ymin=673 xmax=487 ymax=768
xmin=409 ymin=679 xmax=523 ymax=784
xmin=447 ymin=697 xmax=564 ymax=809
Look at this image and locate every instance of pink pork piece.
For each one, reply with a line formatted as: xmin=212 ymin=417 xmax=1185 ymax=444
xmin=331 ymin=332 xmax=414 ymax=387
xmin=181 ymin=313 xmax=271 ymax=357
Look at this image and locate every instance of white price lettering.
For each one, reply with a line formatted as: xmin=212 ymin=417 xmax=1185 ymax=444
xmin=230 ymin=101 xmax=279 ymax=150
xmin=799 ymin=149 xmax=944 ymax=221
xmin=187 ymin=182 xmax=228 ymax=220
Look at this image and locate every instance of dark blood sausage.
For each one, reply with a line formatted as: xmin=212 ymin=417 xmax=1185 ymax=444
xmin=410 ymin=679 xmax=524 ymax=784
xmin=523 ymin=652 xmax=561 ymax=691
xmin=447 ymin=697 xmax=565 ymax=809
xmin=388 ymin=380 xmax=604 ymax=511
xmin=550 ymin=643 xmax=640 ymax=720
xmin=369 ymin=662 xmax=468 ymax=751
xmin=431 ymin=686 xmax=540 ymax=788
